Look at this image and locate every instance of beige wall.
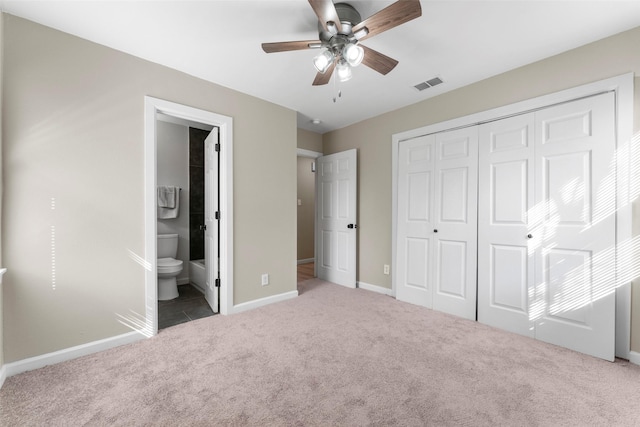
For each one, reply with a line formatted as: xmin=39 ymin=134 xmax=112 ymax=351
xmin=0 ymin=11 xmax=4 ymax=370
xmin=297 ymin=128 xmax=323 ymax=153
xmin=323 ymin=26 xmax=640 ymax=352
xmin=297 ymin=157 xmax=315 ymax=261
xmin=2 ymin=14 xmax=297 ymax=362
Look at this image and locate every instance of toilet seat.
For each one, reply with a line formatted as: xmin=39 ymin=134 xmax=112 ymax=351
xmin=158 ymin=257 xmax=183 ymax=274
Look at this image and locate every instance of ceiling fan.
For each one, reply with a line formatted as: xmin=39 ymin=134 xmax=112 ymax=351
xmin=262 ymin=0 xmax=422 ymax=86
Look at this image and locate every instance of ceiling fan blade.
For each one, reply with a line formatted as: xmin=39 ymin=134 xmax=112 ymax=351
xmin=352 ymin=0 xmax=422 ymax=42
xmin=360 ymin=45 xmax=398 ymax=75
xmin=312 ymin=62 xmax=336 ymax=86
xmin=262 ymin=40 xmax=322 ymax=53
xmin=308 ymin=0 xmax=342 ymax=33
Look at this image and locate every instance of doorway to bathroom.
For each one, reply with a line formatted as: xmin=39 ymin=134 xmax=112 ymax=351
xmin=156 ymin=119 xmax=218 ymax=329
xmin=144 ymin=96 xmax=234 ymax=334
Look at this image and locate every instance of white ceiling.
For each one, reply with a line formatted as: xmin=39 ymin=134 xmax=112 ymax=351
xmin=2 ymin=0 xmax=640 ymax=134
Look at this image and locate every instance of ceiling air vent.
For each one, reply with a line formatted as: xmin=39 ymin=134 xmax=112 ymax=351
xmin=414 ymin=77 xmax=444 ymax=91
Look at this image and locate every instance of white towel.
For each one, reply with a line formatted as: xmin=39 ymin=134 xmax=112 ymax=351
xmin=158 ymin=186 xmax=180 ymax=219
xmin=157 ymin=186 xmax=176 ymax=208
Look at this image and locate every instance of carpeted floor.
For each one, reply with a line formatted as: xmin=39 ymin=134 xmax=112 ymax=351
xmin=1 ymin=278 xmax=640 ymax=426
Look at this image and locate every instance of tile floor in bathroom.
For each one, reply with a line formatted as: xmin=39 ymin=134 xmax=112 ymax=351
xmin=159 ymin=263 xmax=315 ymax=330
xmin=158 ymin=284 xmax=215 ymax=329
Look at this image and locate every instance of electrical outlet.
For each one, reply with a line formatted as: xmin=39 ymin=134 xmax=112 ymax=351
xmin=383 ymin=264 xmax=390 ymax=275
xmin=261 ymin=273 xmax=269 ymax=286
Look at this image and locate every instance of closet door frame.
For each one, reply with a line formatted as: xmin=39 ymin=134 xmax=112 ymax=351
xmin=391 ymin=73 xmax=634 ymax=360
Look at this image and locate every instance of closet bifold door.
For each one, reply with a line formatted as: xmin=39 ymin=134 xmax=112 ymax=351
xmin=477 ymin=113 xmax=535 ymax=337
xmin=532 ymin=92 xmax=616 ymax=361
xmin=396 ymin=128 xmax=478 ymax=321
xmin=478 ymin=92 xmax=617 ymax=361
xmin=432 ymin=127 xmax=478 ymax=320
xmin=396 ymin=135 xmax=436 ymax=309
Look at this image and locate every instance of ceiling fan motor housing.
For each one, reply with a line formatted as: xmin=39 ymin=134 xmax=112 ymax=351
xmin=317 ymin=3 xmax=362 ymax=42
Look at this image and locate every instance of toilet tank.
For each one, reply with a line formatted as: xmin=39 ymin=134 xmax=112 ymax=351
xmin=157 ymin=234 xmax=179 ymax=258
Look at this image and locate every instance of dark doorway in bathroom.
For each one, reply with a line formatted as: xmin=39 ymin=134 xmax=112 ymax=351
xmin=189 ymin=127 xmax=209 ymax=261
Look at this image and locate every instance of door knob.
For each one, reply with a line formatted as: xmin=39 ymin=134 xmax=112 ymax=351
xmin=347 ymin=224 xmax=358 ymax=229
xmin=527 ymin=233 xmax=533 ymax=238
xmin=200 ymin=225 xmax=207 ymax=231
xmin=434 ymin=229 xmax=438 ymax=233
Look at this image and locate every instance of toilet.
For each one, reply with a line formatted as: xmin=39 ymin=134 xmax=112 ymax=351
xmin=157 ymin=234 xmax=183 ymax=300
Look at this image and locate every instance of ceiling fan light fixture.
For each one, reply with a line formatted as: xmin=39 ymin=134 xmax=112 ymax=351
xmin=343 ymin=43 xmax=364 ymax=67
xmin=313 ymin=50 xmax=335 ymax=74
xmin=336 ymin=61 xmax=352 ymax=82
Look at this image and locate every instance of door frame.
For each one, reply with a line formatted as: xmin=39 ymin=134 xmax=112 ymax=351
xmin=144 ymin=96 xmax=234 ymax=335
xmin=391 ymin=73 xmax=634 ymax=359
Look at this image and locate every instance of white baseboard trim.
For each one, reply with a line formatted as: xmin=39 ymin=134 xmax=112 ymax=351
xmin=297 ymin=258 xmax=314 ymax=265
xmin=232 ymin=290 xmax=298 ymax=314
xmin=357 ymin=281 xmax=394 ymax=297
xmin=629 ymin=351 xmax=640 ymax=366
xmin=0 ymin=364 xmax=6 ymax=390
xmin=3 ymin=331 xmax=146 ymax=380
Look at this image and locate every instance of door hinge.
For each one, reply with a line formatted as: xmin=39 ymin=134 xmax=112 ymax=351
xmin=215 ymin=278 xmax=221 ymax=288
xmin=215 ymin=143 xmax=220 ymax=152
xmin=215 ymin=211 xmax=220 ymax=220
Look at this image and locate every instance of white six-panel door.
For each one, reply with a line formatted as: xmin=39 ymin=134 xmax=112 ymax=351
xmin=478 ymin=92 xmax=616 ymax=361
xmin=396 ymin=135 xmax=436 ymax=307
xmin=432 ymin=128 xmax=478 ymax=319
xmin=396 ymin=127 xmax=478 ymax=320
xmin=532 ymin=93 xmax=616 ymax=360
xmin=316 ymin=149 xmax=357 ymax=288
xmin=478 ymin=113 xmax=535 ymax=336
xmin=204 ymin=128 xmax=219 ymax=313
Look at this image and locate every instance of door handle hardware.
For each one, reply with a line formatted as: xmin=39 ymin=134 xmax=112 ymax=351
xmin=200 ymin=225 xmax=207 ymax=231
xmin=434 ymin=229 xmax=438 ymax=233
xmin=347 ymin=224 xmax=358 ymax=229
xmin=527 ymin=234 xmax=533 ymax=239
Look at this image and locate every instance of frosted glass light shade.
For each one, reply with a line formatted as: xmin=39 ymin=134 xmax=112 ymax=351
xmin=343 ymin=44 xmax=364 ymax=67
xmin=313 ymin=50 xmax=335 ymax=74
xmin=337 ymin=62 xmax=352 ymax=82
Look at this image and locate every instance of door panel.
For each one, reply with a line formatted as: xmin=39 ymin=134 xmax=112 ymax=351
xmin=534 ymin=92 xmax=616 ymax=361
xmin=396 ymin=128 xmax=478 ymax=320
xmin=491 ymin=244 xmax=528 ymax=312
xmin=396 ymin=136 xmax=435 ymax=307
xmin=432 ymin=127 xmax=478 ymax=320
xmin=405 ymin=238 xmax=430 ymax=290
xmin=479 ymin=92 xmax=616 ymax=360
xmin=492 ymin=160 xmax=528 ymax=224
xmin=437 ymin=240 xmax=466 ymax=298
xmin=439 ymin=167 xmax=468 ymax=223
xmin=204 ymin=128 xmax=219 ymax=314
xmin=315 ymin=149 xmax=357 ymax=288
xmin=478 ymin=113 xmax=535 ymax=336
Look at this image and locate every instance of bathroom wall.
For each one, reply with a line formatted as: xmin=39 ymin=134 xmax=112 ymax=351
xmin=189 ymin=128 xmax=209 ymax=261
xmin=157 ymin=120 xmax=190 ymax=284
